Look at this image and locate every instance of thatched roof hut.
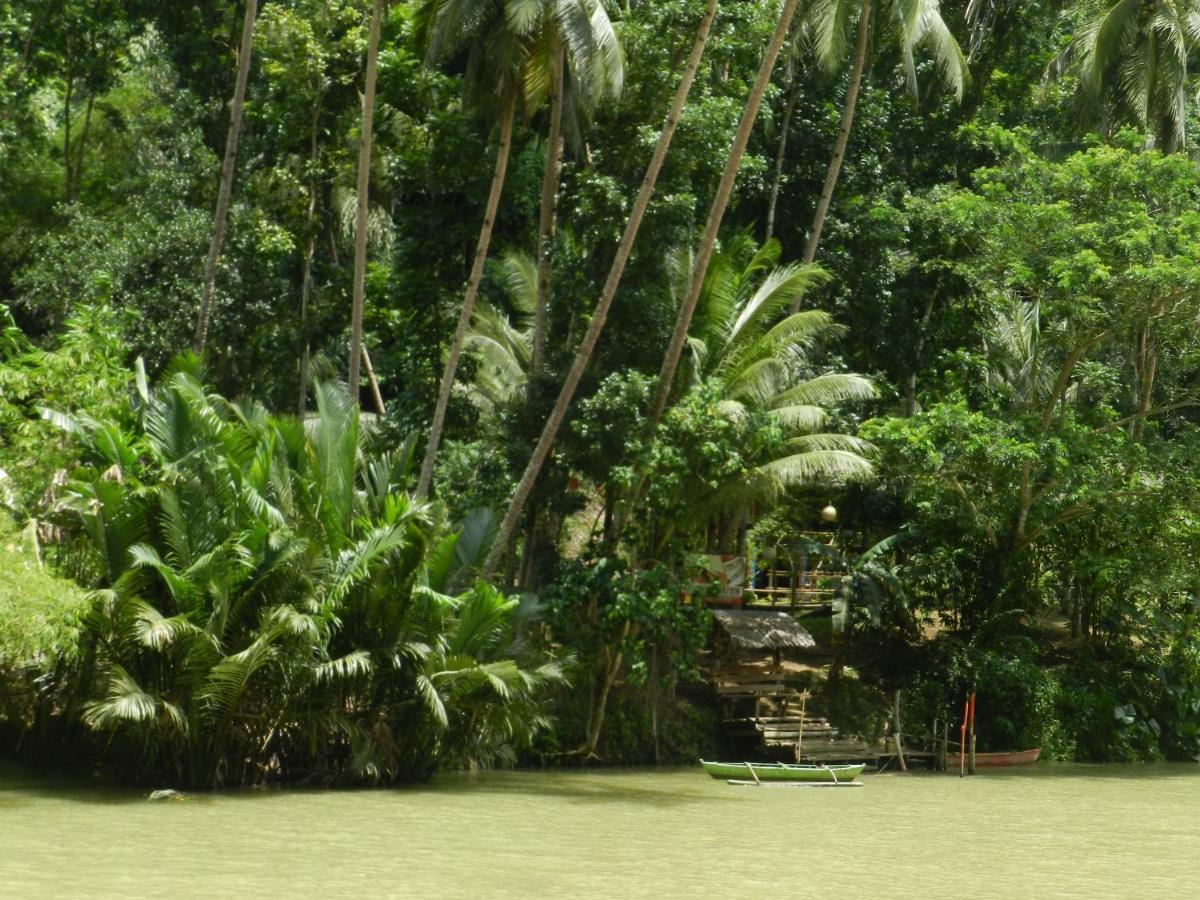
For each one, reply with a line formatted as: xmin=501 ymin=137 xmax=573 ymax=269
xmin=712 ymin=610 xmax=816 ymax=651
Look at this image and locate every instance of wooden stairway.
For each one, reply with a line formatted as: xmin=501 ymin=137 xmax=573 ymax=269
xmin=713 ymin=669 xmax=874 ymax=762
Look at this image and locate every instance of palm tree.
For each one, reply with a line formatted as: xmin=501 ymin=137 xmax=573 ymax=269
xmin=51 ymin=363 xmax=563 ymax=787
xmin=481 ymin=0 xmax=721 ymax=576
xmin=667 ymin=236 xmax=875 ymax=538
xmin=648 ymin=0 xmax=802 ymax=424
xmin=414 ymin=0 xmax=524 ymax=499
xmin=349 ymin=0 xmax=387 ymax=407
xmin=463 ymin=251 xmax=536 ymax=415
xmin=527 ymin=1 xmax=623 ymax=374
xmin=195 ymin=0 xmax=260 ymax=352
xmin=415 ymin=0 xmax=622 ymax=498
xmin=794 ymin=0 xmax=967 ymax=304
xmin=1056 ymin=0 xmax=1199 ymax=151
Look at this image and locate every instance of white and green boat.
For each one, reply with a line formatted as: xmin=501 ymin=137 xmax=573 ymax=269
xmin=700 ymin=760 xmax=866 ymax=783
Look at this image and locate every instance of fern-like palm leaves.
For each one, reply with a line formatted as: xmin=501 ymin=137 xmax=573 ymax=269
xmin=681 ymin=236 xmax=876 ymax=504
xmin=50 ymin=368 xmax=562 ymax=787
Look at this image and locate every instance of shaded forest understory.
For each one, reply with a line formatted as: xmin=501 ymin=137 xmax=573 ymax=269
xmin=2 ymin=0 xmax=1200 ymax=787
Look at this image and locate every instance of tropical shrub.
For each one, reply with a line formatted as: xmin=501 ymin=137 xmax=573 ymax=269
xmin=0 ymin=514 xmax=90 ymax=752
xmin=0 ymin=304 xmax=130 ymax=518
xmin=47 ymin=361 xmax=563 ymax=787
xmin=542 ymin=554 xmax=712 ymax=758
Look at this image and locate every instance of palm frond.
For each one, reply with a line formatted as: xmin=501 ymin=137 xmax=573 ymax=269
xmin=757 ymin=449 xmax=875 ymax=492
xmin=772 ymin=373 xmax=876 ymax=407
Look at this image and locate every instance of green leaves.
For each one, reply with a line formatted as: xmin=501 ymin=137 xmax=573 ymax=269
xmin=48 ymin=365 xmax=561 ymax=787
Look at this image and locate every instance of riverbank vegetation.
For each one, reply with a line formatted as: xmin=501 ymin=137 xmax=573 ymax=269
xmin=2 ymin=0 xmax=1200 ymax=785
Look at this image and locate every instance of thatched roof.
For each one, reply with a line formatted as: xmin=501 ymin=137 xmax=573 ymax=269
xmin=713 ymin=610 xmax=817 ymax=650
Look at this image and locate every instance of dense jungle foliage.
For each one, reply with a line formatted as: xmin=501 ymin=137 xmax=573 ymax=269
xmin=2 ymin=0 xmax=1200 ymax=785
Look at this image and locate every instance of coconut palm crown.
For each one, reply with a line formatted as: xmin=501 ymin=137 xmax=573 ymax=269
xmin=1058 ymin=0 xmax=1200 ymax=151
xmin=675 ymin=234 xmax=876 ymax=500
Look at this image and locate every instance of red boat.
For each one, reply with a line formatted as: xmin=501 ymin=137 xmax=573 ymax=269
xmin=947 ymin=748 xmax=1041 ymax=767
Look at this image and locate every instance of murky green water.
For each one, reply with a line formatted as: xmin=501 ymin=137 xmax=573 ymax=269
xmin=2 ymin=763 xmax=1197 ymax=898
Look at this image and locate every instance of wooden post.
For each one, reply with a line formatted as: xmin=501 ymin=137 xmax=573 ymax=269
xmin=968 ymin=692 xmax=977 ymax=776
xmin=768 ymin=554 xmax=777 ymax=607
xmin=939 ymin=719 xmax=949 ymax=772
xmin=893 ymin=689 xmax=907 ymax=772
xmin=794 ymin=692 xmax=807 ymax=763
xmin=959 ymin=699 xmax=969 ymax=778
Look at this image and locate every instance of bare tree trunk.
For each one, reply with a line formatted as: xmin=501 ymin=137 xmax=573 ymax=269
xmin=416 ymin=90 xmax=518 ymax=498
xmin=63 ymin=63 xmax=73 ymax=202
xmin=1132 ymin=328 xmax=1157 ymax=443
xmin=904 ymin=281 xmax=939 ymax=416
xmin=649 ymin=0 xmax=801 ymax=422
xmin=67 ymin=93 xmax=95 ymax=203
xmin=361 ymin=345 xmax=386 ymax=416
xmin=579 ymin=621 xmax=632 ymax=758
xmin=195 ymin=0 xmax=259 ymax=352
xmin=297 ymin=233 xmax=317 ymax=415
xmin=791 ymin=0 xmax=871 ymax=312
xmin=298 ymin=98 xmax=322 ymax=416
xmin=765 ymin=54 xmax=798 ymax=243
xmin=532 ymin=38 xmax=566 ymax=376
xmin=349 ymin=0 xmax=385 ymax=403
xmin=481 ymin=0 xmax=720 ymax=576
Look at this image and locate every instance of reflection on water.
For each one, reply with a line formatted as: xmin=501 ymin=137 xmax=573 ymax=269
xmin=2 ymin=763 xmax=1198 ymax=898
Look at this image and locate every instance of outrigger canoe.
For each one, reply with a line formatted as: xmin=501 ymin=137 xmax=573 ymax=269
xmin=700 ymin=760 xmax=866 ymax=783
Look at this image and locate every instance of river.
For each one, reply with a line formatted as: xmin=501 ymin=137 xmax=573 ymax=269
xmin=1 ymin=763 xmax=1197 ymax=898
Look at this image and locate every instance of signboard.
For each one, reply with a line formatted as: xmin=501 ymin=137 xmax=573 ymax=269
xmin=699 ymin=554 xmax=746 ymax=605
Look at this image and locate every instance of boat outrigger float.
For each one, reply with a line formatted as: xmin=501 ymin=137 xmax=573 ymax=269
xmin=700 ymin=760 xmax=866 ymax=785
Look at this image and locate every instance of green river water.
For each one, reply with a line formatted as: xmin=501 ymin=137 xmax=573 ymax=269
xmin=2 ymin=763 xmax=1198 ymax=899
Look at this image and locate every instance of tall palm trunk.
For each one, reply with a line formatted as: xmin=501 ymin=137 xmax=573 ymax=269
xmin=481 ymin=0 xmax=721 ymax=577
xmin=349 ymin=0 xmax=386 ymax=405
xmin=416 ymin=90 xmax=518 ymax=498
xmin=649 ymin=0 xmax=801 ymax=422
xmin=195 ymin=0 xmax=259 ymax=353
xmin=532 ymin=38 xmax=566 ymax=376
xmin=791 ymin=0 xmax=871 ymax=312
xmin=765 ymin=53 xmax=798 ymax=242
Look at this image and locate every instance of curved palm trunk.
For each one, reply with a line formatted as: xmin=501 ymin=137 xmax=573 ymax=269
xmin=349 ymin=0 xmax=386 ymax=405
xmin=791 ymin=0 xmax=871 ymax=312
xmin=481 ymin=0 xmax=721 ymax=577
xmin=765 ymin=54 xmax=799 ymax=243
xmin=416 ymin=90 xmax=518 ymax=498
xmin=532 ymin=38 xmax=566 ymax=376
xmin=649 ymin=0 xmax=801 ymax=422
xmin=195 ymin=0 xmax=259 ymax=353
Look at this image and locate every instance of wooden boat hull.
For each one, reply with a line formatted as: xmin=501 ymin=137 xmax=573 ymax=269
xmin=947 ymin=748 xmax=1041 ymax=767
xmin=700 ymin=760 xmax=866 ymax=782
xmin=726 ymin=779 xmax=864 ymax=788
